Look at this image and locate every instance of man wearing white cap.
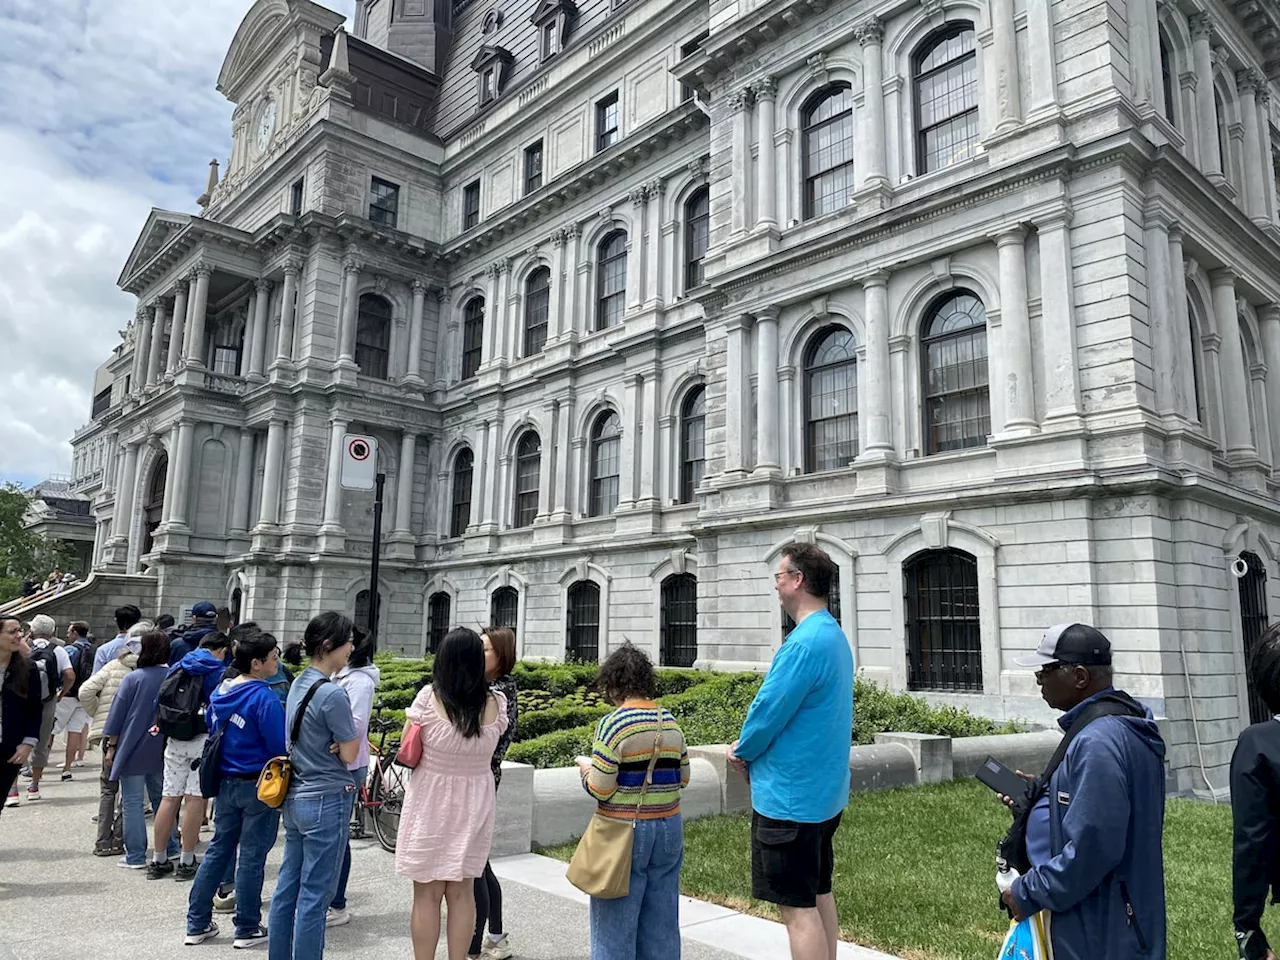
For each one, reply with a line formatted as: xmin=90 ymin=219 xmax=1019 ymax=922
xmin=999 ymin=623 xmax=1168 ymax=960
xmin=24 ymin=614 xmax=74 ymax=803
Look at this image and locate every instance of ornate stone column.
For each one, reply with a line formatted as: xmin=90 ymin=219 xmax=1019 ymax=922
xmin=626 ymin=188 xmax=647 ymax=313
xmin=552 ymin=393 xmax=574 ymax=521
xmin=133 ymin=306 xmax=153 ymax=393
xmin=1259 ymin=91 xmax=1279 ymax=227
xmin=1144 ymin=212 xmax=1180 ymax=418
xmin=860 ymin=274 xmax=894 ymax=456
xmin=394 ymin=431 xmax=416 ymax=535
xmin=753 ymin=309 xmax=781 ymax=473
xmin=257 ymin=418 xmax=287 ymax=528
xmin=240 ymin=290 xmax=258 ymax=377
xmin=548 ymin=230 xmax=567 ymax=338
xmin=184 ymin=264 xmax=212 ymax=366
xmin=248 ymin=280 xmax=270 ymax=377
xmin=337 ymin=255 xmax=362 ymax=367
xmin=1210 ymin=269 xmax=1255 ymax=458
xmin=638 ymin=371 xmax=661 ymax=506
xmin=403 ymin=280 xmax=427 ymax=383
xmin=563 ymin=224 xmax=582 ymax=338
xmin=1025 ymin=1 xmax=1058 ymax=115
xmin=473 ymin=419 xmax=492 ymax=529
xmin=483 ymin=261 xmax=506 ymax=364
xmin=1037 ymin=212 xmax=1081 ymax=425
xmin=146 ymin=300 xmax=167 ymax=386
xmin=990 ymin=0 xmax=1023 ymax=131
xmin=727 ymin=88 xmax=753 ymax=235
xmin=536 ymin=402 xmax=556 ymax=521
xmin=1169 ymin=230 xmax=1199 ymax=422
xmin=752 ymin=77 xmax=778 ymax=230
xmin=1259 ymin=305 xmax=1280 ymax=465
xmin=321 ymin=418 xmax=348 ymax=533
xmin=618 ymin=375 xmax=640 ymax=508
xmin=1191 ymin=15 xmax=1223 ymax=180
xmin=167 ymin=281 xmax=188 ymax=374
xmin=995 ymin=227 xmax=1038 ymax=434
xmin=644 ymin=180 xmax=665 ymax=307
xmin=168 ymin=420 xmax=195 ymax=529
xmin=274 ymin=258 xmax=300 ymax=365
xmin=723 ymin=316 xmax=751 ymax=477
xmin=855 ymin=18 xmax=888 ymax=190
xmin=230 ymin=427 xmax=255 ymax=535
xmin=113 ymin=442 xmax=139 ymax=546
xmin=1237 ymin=70 xmax=1269 ymax=224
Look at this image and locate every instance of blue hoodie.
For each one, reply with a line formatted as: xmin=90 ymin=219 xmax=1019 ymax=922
xmin=1011 ymin=689 xmax=1167 ymax=960
xmin=207 ymin=676 xmax=287 ymax=776
xmin=170 ymin=648 xmax=226 ymax=708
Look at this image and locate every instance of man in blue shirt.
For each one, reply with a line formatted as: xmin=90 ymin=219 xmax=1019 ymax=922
xmin=729 ymin=543 xmax=853 ymax=960
xmin=91 ymin=605 xmax=142 ymax=676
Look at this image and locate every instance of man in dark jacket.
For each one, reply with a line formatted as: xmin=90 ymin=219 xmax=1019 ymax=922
xmin=168 ymin=602 xmax=219 ymax=666
xmin=1232 ymin=624 xmax=1280 ymax=960
xmin=1002 ymin=623 xmax=1167 ymax=960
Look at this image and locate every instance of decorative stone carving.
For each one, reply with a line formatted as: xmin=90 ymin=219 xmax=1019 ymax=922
xmin=750 ymin=76 xmax=777 ymax=101
xmin=726 ymin=88 xmax=753 ymax=113
xmin=373 ymin=274 xmax=390 ymax=295
xmin=854 ymin=16 xmax=884 ymax=45
xmin=1189 ymin=13 xmax=1214 ymax=43
xmin=1236 ymin=68 xmax=1265 ymax=94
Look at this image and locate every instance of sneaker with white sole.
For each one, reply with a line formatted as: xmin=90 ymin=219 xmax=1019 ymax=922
xmin=117 ymin=857 xmax=147 ymax=870
xmin=26 ymin=784 xmax=40 ymax=801
xmin=213 ymin=889 xmax=236 ymax=913
xmin=325 ymin=908 xmax=351 ymax=928
xmin=232 ymin=926 xmax=268 ymax=949
xmin=4 ymin=791 xmax=18 ymax=808
xmin=482 ymin=935 xmax=514 ymax=960
xmin=184 ymin=922 xmax=220 ymax=945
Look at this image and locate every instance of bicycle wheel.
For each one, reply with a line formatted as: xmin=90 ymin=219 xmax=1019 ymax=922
xmin=372 ymin=762 xmax=408 ymax=854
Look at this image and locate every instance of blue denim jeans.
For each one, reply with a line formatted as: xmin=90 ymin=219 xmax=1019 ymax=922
xmin=119 ymin=773 xmax=178 ymax=866
xmin=589 ymin=813 xmax=683 ymax=960
xmin=330 ymin=766 xmax=366 ymax=911
xmin=268 ymin=789 xmax=354 ymax=960
xmin=187 ymin=777 xmax=282 ymax=937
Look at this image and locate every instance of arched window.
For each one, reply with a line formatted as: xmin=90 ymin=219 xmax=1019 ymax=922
xmin=904 ymin=549 xmax=981 ymax=692
xmin=596 ymin=231 xmax=628 ymax=331
xmin=142 ymin=454 xmax=168 ymax=555
xmin=1239 ymin=551 xmax=1271 ymax=725
xmin=1216 ymin=88 xmax=1232 ymax=183
xmin=660 ymin=573 xmax=698 ymax=667
xmin=230 ymin=587 xmax=242 ymax=625
xmin=679 ymin=386 xmax=706 ymax=504
xmin=802 ymin=84 xmax=854 ymax=220
xmin=1186 ymin=298 xmax=1206 ymax=425
xmin=913 ymin=23 xmax=979 ymax=174
xmin=491 ymin=586 xmax=519 ymax=635
xmin=354 ymin=588 xmax=382 ymax=635
xmin=783 ymin=562 xmax=841 ymax=639
xmin=513 ymin=432 xmax=541 ymax=527
xmin=804 ymin=327 xmax=858 ymax=473
xmin=566 ymin=580 xmax=601 ymax=661
xmin=589 ymin=411 xmax=621 ymax=516
xmin=1159 ymin=31 xmax=1176 ymax=127
xmin=427 ymin=592 xmax=451 ymax=654
xmin=922 ymin=291 xmax=990 ymax=454
xmin=450 ymin=448 xmax=473 ymax=537
xmin=684 ymin=187 xmax=710 ymax=289
xmin=524 ymin=267 xmax=550 ymax=357
xmin=461 ymin=297 xmax=485 ymax=380
xmin=355 ymin=294 xmax=392 ymax=380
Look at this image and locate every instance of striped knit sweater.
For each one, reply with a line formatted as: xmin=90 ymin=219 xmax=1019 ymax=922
xmin=583 ymin=702 xmax=690 ymax=820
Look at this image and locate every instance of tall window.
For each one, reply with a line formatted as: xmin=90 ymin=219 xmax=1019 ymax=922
xmin=685 ymin=187 xmax=710 ymax=290
xmin=784 ymin=563 xmax=841 ymax=639
xmin=596 ymin=231 xmax=627 ymax=330
xmin=541 ymin=21 xmax=558 ymax=60
xmin=513 ymin=432 xmax=541 ymax=527
xmin=450 ymin=449 xmax=473 ymax=537
xmin=369 ymin=177 xmax=400 ymax=228
xmin=464 ymin=180 xmax=481 ymax=230
xmin=1187 ymin=298 xmax=1206 ymax=424
xmin=142 ymin=454 xmax=168 ymax=556
xmin=1159 ymin=32 xmax=1176 ymax=127
xmin=1240 ymin=552 xmax=1272 ymax=725
xmin=480 ymin=66 xmax=497 ymax=105
xmin=804 ymin=327 xmax=858 ymax=472
xmin=491 ymin=586 xmax=518 ymax=635
xmin=524 ymin=268 xmax=550 ymax=357
xmin=427 ymin=593 xmax=451 ymax=654
xmin=355 ymin=294 xmax=392 ymax=379
xmin=922 ymin=291 xmax=989 ymax=454
xmin=461 ymin=298 xmax=484 ymax=380
xmin=680 ymin=386 xmax=706 ymax=503
xmin=1216 ymin=90 xmax=1231 ymax=183
xmin=590 ymin=411 xmax=622 ymax=516
xmin=525 ymin=140 xmax=544 ymax=195
xmin=660 ymin=573 xmax=698 ymax=667
xmin=354 ymin=589 xmax=382 ymax=635
xmin=596 ymin=91 xmax=620 ymax=151
xmin=905 ymin=549 xmax=982 ymax=692
xmin=566 ymin=581 xmax=601 ymax=661
xmin=291 ymin=178 xmax=304 ymax=215
xmin=213 ymin=342 xmax=241 ymax=376
xmin=913 ymin=23 xmax=979 ymax=173
xmin=802 ymin=84 xmax=854 ymax=220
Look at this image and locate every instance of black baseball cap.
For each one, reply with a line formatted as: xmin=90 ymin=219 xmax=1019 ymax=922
xmin=1014 ymin=623 xmax=1112 ymax=668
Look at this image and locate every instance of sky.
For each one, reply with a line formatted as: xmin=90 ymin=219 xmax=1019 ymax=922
xmin=0 ymin=0 xmax=356 ymax=490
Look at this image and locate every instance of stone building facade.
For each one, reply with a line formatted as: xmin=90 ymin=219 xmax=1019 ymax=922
xmin=66 ymin=0 xmax=1280 ymax=795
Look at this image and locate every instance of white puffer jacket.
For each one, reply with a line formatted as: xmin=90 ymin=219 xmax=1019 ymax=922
xmin=78 ymin=651 xmax=139 ymax=746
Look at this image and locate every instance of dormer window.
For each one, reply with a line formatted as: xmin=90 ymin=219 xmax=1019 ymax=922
xmin=531 ymin=0 xmax=576 ymax=64
xmin=471 ymin=45 xmax=514 ymax=108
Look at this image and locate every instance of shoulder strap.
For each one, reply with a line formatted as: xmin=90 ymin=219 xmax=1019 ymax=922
xmin=1037 ymin=692 xmax=1145 ymax=790
xmin=289 ymin=678 xmax=329 ymax=748
xmin=633 ymin=710 xmax=666 ymax=824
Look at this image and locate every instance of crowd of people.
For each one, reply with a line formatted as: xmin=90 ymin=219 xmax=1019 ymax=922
xmin=6 ymin=541 xmax=1280 ymax=959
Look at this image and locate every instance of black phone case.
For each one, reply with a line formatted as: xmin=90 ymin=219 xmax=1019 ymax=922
xmin=975 ymin=756 xmax=1027 ymax=799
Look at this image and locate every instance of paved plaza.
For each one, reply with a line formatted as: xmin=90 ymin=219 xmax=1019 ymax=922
xmin=0 ymin=739 xmax=889 ymax=960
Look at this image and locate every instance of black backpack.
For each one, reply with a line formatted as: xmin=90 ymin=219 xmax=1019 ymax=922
xmin=156 ymin=668 xmax=207 ymax=741
xmin=30 ymin=646 xmax=61 ymax=702
xmin=67 ymin=638 xmax=93 ymax=699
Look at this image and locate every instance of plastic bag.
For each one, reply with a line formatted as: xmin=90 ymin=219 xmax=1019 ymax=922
xmin=997 ymin=912 xmax=1052 ymax=960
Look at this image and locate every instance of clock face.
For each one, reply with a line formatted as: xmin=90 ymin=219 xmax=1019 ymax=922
xmin=255 ymin=100 xmax=276 ymax=153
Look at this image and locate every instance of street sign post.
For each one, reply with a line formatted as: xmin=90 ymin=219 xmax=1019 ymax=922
xmin=341 ymin=434 xmax=382 ymax=652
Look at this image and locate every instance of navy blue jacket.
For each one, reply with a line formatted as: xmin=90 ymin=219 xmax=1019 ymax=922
xmin=168 ymin=623 xmax=216 ymax=666
xmin=207 ymin=677 xmax=286 ymax=777
xmin=1012 ymin=689 xmax=1167 ymax=960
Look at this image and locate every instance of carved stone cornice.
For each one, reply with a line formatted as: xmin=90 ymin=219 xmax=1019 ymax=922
xmin=854 ymin=17 xmax=884 ymax=46
xmin=1189 ymin=13 xmax=1214 ymax=43
xmin=750 ymin=77 xmax=777 ymax=101
xmin=726 ymin=88 xmax=753 ymax=113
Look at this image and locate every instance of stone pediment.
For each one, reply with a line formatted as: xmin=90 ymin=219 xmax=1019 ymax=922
xmin=117 ymin=209 xmax=192 ymax=289
xmin=470 ymin=44 xmax=515 ymax=72
xmin=529 ymin=0 xmax=577 ymax=25
xmin=217 ymin=0 xmax=345 ymax=102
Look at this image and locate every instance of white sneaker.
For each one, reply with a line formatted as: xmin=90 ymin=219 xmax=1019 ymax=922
xmin=325 ymin=907 xmax=351 ymax=927
xmin=117 ymin=857 xmax=147 ymax=870
xmin=184 ymin=922 xmax=220 ymax=945
xmin=4 ymin=792 xmax=18 ymax=808
xmin=232 ymin=925 xmax=267 ymax=949
xmin=482 ymin=935 xmax=514 ymax=960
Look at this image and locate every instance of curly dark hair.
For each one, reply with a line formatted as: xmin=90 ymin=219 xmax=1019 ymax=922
xmin=597 ymin=643 xmax=655 ymax=704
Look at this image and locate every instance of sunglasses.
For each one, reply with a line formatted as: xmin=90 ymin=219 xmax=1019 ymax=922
xmin=1035 ymin=661 xmax=1076 ymax=681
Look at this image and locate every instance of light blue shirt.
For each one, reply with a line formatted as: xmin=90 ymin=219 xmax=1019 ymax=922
xmin=285 ymin=667 xmax=358 ymax=798
xmin=92 ymin=633 xmax=128 ymax=676
xmin=735 ymin=608 xmax=853 ymax=823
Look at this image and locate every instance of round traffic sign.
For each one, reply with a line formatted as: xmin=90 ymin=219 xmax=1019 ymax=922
xmin=348 ymin=438 xmax=371 ymax=461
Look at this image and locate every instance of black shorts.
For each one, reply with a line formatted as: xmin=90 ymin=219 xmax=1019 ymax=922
xmin=750 ymin=811 xmax=842 ymax=909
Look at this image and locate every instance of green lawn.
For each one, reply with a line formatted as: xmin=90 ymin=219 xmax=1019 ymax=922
xmin=541 ymin=780 xmax=1261 ymax=960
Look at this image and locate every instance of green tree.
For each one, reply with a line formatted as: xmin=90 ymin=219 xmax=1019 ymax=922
xmin=0 ymin=483 xmax=74 ymax=586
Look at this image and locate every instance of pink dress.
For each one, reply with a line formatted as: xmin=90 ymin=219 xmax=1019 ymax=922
xmin=395 ymin=686 xmax=510 ymax=883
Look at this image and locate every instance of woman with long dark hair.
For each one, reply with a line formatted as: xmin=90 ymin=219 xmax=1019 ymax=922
xmin=0 ymin=615 xmax=42 ymax=814
xmin=267 ymin=612 xmax=359 ymax=960
xmin=396 ymin=627 xmax=510 ymax=960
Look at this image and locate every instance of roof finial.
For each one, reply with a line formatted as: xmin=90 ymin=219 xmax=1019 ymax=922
xmin=197 ymin=158 xmax=220 ymax=209
xmin=320 ymin=27 xmax=357 ymax=100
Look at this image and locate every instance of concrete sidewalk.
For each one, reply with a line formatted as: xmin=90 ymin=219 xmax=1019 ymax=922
xmin=0 ymin=742 xmax=893 ymax=960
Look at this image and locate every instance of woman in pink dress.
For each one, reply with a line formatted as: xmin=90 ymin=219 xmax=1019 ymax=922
xmin=396 ymin=626 xmax=509 ymax=960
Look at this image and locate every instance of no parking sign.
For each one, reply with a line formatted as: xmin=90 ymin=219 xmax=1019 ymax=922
xmin=340 ymin=434 xmax=378 ymax=490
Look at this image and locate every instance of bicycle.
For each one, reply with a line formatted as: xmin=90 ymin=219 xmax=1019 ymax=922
xmin=350 ymin=701 xmax=409 ymax=853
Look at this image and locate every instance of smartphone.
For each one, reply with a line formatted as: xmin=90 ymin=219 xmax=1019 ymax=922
xmin=975 ymin=756 xmax=1031 ymax=804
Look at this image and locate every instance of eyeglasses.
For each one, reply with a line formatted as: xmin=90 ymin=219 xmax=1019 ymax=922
xmin=773 ymin=568 xmax=799 ymax=582
xmin=1034 ymin=661 xmax=1073 ymax=681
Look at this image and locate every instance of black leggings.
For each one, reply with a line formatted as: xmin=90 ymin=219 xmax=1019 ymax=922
xmin=470 ymin=861 xmax=503 ymax=953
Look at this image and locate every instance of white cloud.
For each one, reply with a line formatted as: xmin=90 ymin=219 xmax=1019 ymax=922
xmin=0 ymin=0 xmax=354 ymax=485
